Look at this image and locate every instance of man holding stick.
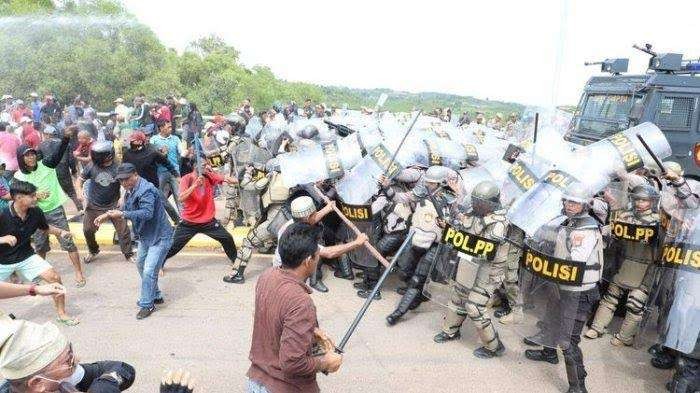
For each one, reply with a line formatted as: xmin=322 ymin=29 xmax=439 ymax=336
xmin=247 ymin=222 xmax=343 ymax=393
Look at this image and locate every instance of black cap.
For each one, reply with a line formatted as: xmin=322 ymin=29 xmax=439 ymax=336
xmin=115 ymin=163 xmax=137 ymax=179
xmin=20 ymin=146 xmax=37 ymax=156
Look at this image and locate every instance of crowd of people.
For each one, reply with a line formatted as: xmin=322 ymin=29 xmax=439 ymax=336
xmin=0 ymin=91 xmax=697 ymax=393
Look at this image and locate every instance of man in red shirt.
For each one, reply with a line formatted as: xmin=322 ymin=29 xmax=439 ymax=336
xmin=164 ymin=160 xmax=238 ymax=265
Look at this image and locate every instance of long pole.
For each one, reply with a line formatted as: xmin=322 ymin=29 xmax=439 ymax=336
xmin=335 ymin=231 xmax=414 ymax=353
xmin=636 ymin=134 xmax=667 ymax=175
xmin=313 ymin=186 xmax=391 ymax=268
xmin=383 ymin=110 xmax=422 ymax=177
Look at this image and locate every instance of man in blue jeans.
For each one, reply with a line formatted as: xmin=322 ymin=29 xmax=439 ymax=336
xmin=94 ymin=163 xmax=173 ymax=320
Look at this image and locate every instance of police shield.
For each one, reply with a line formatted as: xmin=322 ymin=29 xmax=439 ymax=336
xmin=336 ymin=143 xmax=405 ymax=205
xmin=511 ymin=214 xmax=604 ymax=349
xmin=423 ymin=222 xmax=502 ymax=308
xmin=640 ymin=204 xmax=700 ymax=358
xmin=338 ymin=198 xmax=379 ymax=268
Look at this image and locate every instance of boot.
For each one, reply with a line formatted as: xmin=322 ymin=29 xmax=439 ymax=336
xmin=525 ymin=348 xmax=559 ymax=364
xmin=493 ymin=302 xmax=512 ymax=318
xmin=523 ymin=331 xmax=546 ymax=346
xmin=223 ymin=266 xmax=246 ymax=284
xmin=353 ymin=280 xmax=370 ymax=290
xmin=564 ymin=352 xmax=588 ymax=393
xmin=310 ymin=266 xmax=328 ymax=293
xmin=651 ymin=350 xmax=678 ymax=370
xmin=357 ymin=289 xmax=381 ymax=300
xmin=498 ymin=307 xmax=523 ymax=325
xmin=649 ymin=344 xmax=664 ymax=356
xmin=473 ymin=339 xmax=506 ymax=359
xmin=333 ymin=255 xmax=355 ymax=280
xmin=433 ymin=330 xmax=461 ymax=343
xmin=396 ymin=286 xmax=407 ymax=295
xmin=386 ymin=288 xmax=419 ymax=326
xmin=584 ymin=328 xmax=604 ymax=339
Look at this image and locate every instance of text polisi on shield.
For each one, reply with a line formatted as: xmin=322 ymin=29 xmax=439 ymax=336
xmin=441 ymin=224 xmax=499 ymax=261
xmin=659 ymin=242 xmax=700 ymax=272
xmin=370 ymin=144 xmax=403 ymax=179
xmin=508 ymin=160 xmax=538 ymax=192
xmin=520 ymin=247 xmax=586 ymax=285
xmin=337 ymin=200 xmax=372 ymax=222
xmin=606 ymin=132 xmax=644 ymax=172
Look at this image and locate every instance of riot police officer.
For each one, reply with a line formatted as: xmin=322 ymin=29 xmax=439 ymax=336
xmin=585 ymin=184 xmax=659 ymax=346
xmin=432 ymin=181 xmax=508 ymax=359
xmin=383 ymin=165 xmax=459 ymax=326
xmin=523 ymin=183 xmax=604 ymax=393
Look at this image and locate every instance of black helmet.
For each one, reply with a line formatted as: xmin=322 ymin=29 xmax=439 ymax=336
xmin=299 ymin=124 xmax=319 ymax=140
xmin=91 ymin=141 xmax=115 ymax=166
xmin=226 ymin=112 xmax=247 ymax=135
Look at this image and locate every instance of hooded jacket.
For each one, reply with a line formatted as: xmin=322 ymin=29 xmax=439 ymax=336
xmin=14 ymin=137 xmax=70 ymax=212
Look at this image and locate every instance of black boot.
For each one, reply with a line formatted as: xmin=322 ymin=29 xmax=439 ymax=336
xmin=563 ymin=347 xmax=588 ymax=393
xmin=310 ymin=265 xmax=328 ymax=293
xmin=357 ymin=289 xmax=381 ymax=300
xmin=473 ymin=339 xmax=506 ymax=359
xmin=652 ymin=348 xmax=678 ymax=370
xmin=433 ymin=331 xmax=461 ymax=343
xmin=386 ymin=288 xmax=419 ymax=326
xmin=523 ymin=331 xmax=546 ymax=346
xmin=649 ymin=344 xmax=664 ymax=356
xmin=333 ymin=255 xmax=355 ymax=280
xmin=223 ymin=266 xmax=246 ymax=284
xmin=493 ymin=303 xmax=512 ymax=319
xmin=525 ymin=348 xmax=559 ymax=364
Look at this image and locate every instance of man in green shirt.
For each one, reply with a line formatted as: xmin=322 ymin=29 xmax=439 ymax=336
xmin=14 ymin=126 xmax=86 ymax=287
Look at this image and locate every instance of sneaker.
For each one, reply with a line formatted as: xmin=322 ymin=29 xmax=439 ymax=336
xmin=82 ymin=252 xmax=99 ymax=264
xmin=136 ymin=306 xmax=156 ymax=320
xmin=154 ymin=298 xmax=164 ymax=305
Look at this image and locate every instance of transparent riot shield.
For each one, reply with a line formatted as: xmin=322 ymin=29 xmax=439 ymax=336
xmin=511 ymin=214 xmax=603 ymax=349
xmin=244 ymin=116 xmax=263 ymax=140
xmin=336 ymin=143 xmax=406 ymax=205
xmin=633 ymin=204 xmax=700 ymax=358
xmin=423 ymin=222 xmax=504 ymax=308
xmin=500 ymin=155 xmax=552 ymax=207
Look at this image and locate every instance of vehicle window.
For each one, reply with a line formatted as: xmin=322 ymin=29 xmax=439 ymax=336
xmin=656 ymin=96 xmax=696 ymax=130
xmin=581 ymin=94 xmax=631 ymax=121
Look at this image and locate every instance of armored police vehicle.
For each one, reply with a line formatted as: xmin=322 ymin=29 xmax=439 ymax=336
xmin=564 ymin=44 xmax=700 ymax=179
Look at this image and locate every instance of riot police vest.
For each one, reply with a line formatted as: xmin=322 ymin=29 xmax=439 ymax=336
xmin=261 ymin=172 xmax=290 ymax=208
xmin=554 ymin=215 xmax=604 ymax=292
xmin=411 ymin=198 xmax=443 ymax=249
xmin=460 ymin=210 xmax=508 ymax=264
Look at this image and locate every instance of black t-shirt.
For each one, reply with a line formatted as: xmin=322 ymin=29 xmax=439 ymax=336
xmin=0 ymin=205 xmax=48 ymax=265
xmin=81 ymin=163 xmax=120 ymax=207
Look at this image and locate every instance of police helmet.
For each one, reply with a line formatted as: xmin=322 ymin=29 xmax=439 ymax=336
xmin=664 ymin=161 xmax=684 ymax=178
xmin=562 ymin=183 xmax=590 ymax=206
xmin=630 ymin=184 xmax=659 ymax=201
xmin=423 ymin=165 xmax=450 ymax=185
xmin=299 ymin=124 xmax=319 ymax=140
xmin=471 ymin=180 xmax=501 ymax=216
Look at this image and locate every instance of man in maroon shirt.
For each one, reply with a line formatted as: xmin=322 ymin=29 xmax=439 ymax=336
xmin=164 ymin=162 xmax=238 ymax=265
xmin=247 ymin=222 xmax=343 ymax=393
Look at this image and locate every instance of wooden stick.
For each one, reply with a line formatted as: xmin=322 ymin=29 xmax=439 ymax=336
xmin=313 ymin=186 xmax=391 ymax=268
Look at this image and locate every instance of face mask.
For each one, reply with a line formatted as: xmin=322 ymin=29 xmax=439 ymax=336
xmin=36 ymin=364 xmax=85 ymax=390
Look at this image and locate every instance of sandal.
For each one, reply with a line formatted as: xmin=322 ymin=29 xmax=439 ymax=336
xmin=75 ymin=278 xmax=87 ymax=288
xmin=56 ymin=317 xmax=80 ymax=326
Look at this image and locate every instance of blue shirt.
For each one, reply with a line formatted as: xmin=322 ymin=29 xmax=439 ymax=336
xmin=31 ymin=100 xmax=42 ymax=123
xmin=149 ymin=134 xmax=181 ymax=176
xmin=122 ymin=178 xmax=173 ymax=245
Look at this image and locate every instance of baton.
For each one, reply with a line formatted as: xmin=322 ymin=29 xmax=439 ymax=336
xmin=312 ymin=185 xmax=391 ymax=269
xmin=636 ymin=134 xmax=667 ymax=175
xmin=384 ymin=110 xmax=422 ymax=177
xmin=335 ymin=230 xmax=414 ymax=353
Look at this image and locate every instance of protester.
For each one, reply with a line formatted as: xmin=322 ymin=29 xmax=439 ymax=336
xmin=0 ymin=317 xmax=135 ymax=392
xmin=121 ymin=131 xmax=180 ymax=222
xmin=94 ymin=163 xmax=173 ymax=320
xmin=247 ymin=222 xmax=343 ymax=393
xmin=0 ymin=122 xmax=21 ymax=181
xmin=19 ymin=118 xmax=40 ymax=150
xmin=29 ymin=93 xmax=41 ymax=124
xmin=72 ymin=129 xmax=94 ymax=171
xmin=39 ymin=95 xmax=61 ymax=122
xmin=0 ymin=181 xmax=78 ymax=325
xmin=14 ymin=127 xmax=86 ymax=288
xmin=39 ymin=124 xmax=83 ymax=214
xmin=78 ymin=141 xmax=134 ymax=264
xmin=164 ymin=158 xmax=238 ymax=267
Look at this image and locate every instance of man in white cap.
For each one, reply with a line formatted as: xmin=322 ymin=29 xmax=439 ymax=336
xmin=113 ymin=98 xmax=130 ymax=123
xmin=0 ymin=317 xmax=136 ymax=392
xmin=271 ymin=196 xmax=368 ymax=292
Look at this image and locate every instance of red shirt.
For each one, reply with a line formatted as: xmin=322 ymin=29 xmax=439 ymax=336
xmin=180 ymin=171 xmax=224 ymax=223
xmin=73 ymin=140 xmax=94 ymax=158
xmin=22 ymin=126 xmax=41 ymax=149
xmin=248 ymin=267 xmax=320 ymax=393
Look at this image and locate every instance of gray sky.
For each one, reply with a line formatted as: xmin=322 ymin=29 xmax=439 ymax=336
xmin=122 ymin=0 xmax=700 ymax=107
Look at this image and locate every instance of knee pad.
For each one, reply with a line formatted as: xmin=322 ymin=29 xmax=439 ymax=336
xmin=601 ymin=283 xmax=624 ymax=309
xmin=247 ymin=223 xmax=272 ymax=247
xmin=467 ymin=285 xmax=490 ymax=308
xmin=626 ymin=289 xmax=649 ymax=316
xmin=465 ymin=302 xmax=487 ymax=325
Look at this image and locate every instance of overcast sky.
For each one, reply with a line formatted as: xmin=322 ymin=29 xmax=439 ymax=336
xmin=121 ymin=0 xmax=700 ymax=107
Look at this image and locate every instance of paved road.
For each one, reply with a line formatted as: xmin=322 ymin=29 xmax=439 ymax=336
xmin=5 ymin=250 xmax=670 ymax=393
